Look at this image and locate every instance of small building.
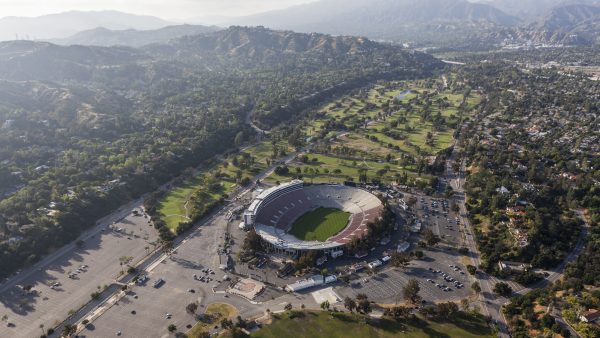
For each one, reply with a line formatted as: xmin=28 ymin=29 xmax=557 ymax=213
xmin=410 ymin=221 xmax=422 ymax=233
xmin=397 ymin=241 xmax=410 ymax=253
xmin=367 ymin=260 xmax=383 ymax=269
xmin=324 ymin=275 xmax=337 ymax=284
xmin=580 ymin=309 xmax=600 ymax=323
xmin=285 ymin=275 xmax=325 ymax=292
xmin=498 ymin=260 xmax=531 ymax=273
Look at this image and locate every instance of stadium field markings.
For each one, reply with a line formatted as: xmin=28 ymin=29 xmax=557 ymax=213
xmin=289 ymin=207 xmax=351 ymax=242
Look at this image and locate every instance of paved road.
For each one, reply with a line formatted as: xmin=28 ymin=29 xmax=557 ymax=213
xmin=65 ymin=144 xmax=301 ymax=336
xmin=0 ymin=198 xmax=161 ymax=338
xmin=446 ymin=146 xmax=591 ymax=338
xmin=445 ymin=147 xmax=510 ymax=338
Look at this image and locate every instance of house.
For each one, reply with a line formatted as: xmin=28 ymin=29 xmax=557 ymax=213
xmin=497 ymin=186 xmax=510 ymax=195
xmin=580 ymin=309 xmax=600 ymax=323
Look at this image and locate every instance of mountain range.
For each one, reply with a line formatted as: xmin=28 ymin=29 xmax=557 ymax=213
xmin=472 ymin=0 xmax=600 ymax=21
xmin=1 ymin=0 xmax=599 ymax=49
xmin=0 ymin=11 xmax=172 ymax=42
xmin=506 ymin=4 xmax=600 ymax=45
xmin=0 ymin=26 xmax=439 ymax=83
xmin=225 ymin=0 xmax=600 ymax=47
xmin=50 ymin=25 xmax=221 ymax=47
xmin=230 ymin=0 xmax=520 ymax=43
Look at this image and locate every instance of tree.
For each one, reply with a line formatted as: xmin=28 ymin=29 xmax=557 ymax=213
xmin=467 ymin=265 xmax=477 ymax=275
xmin=541 ymin=313 xmax=555 ymax=328
xmin=344 ymin=297 xmax=357 ymax=313
xmin=418 ymin=305 xmax=437 ymax=318
xmin=493 ymin=282 xmax=512 ymax=297
xmin=242 ymin=229 xmax=263 ymax=253
xmin=167 ymin=324 xmax=177 ymax=333
xmin=460 ymin=298 xmax=470 ymax=311
xmin=403 ymin=279 xmax=421 ymax=304
xmin=62 ymin=324 xmax=77 ymax=337
xmin=186 ymin=302 xmax=198 ymax=315
xmin=284 ymin=303 xmax=292 ymax=311
xmin=296 ymin=251 xmax=317 ymax=270
xmin=451 ymin=201 xmax=460 ymax=213
xmin=357 ymin=298 xmax=372 ymax=314
xmin=90 ymin=291 xmax=101 ymax=300
xmin=385 ymin=306 xmax=411 ymax=320
xmin=436 ymin=302 xmax=459 ymax=319
xmin=236 ymin=315 xmax=247 ymax=329
xmin=119 ymin=256 xmax=133 ymax=274
xmin=471 ymin=282 xmax=481 ymax=294
xmin=221 ymin=318 xmax=233 ymax=329
xmin=423 ymin=229 xmax=440 ymax=246
xmin=390 ymin=251 xmax=410 ymax=268
xmin=320 ymin=300 xmax=330 ymax=310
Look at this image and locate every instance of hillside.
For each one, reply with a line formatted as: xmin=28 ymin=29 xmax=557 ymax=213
xmin=146 ymin=26 xmax=387 ymax=60
xmin=0 ymin=26 xmax=442 ymax=278
xmin=228 ymin=0 xmax=520 ymax=46
xmin=0 ymin=10 xmax=172 ymax=42
xmin=0 ymin=40 xmax=148 ymax=82
xmin=50 ymin=24 xmax=221 ymax=47
xmin=473 ymin=0 xmax=600 ymax=20
xmin=502 ymin=4 xmax=600 ymax=45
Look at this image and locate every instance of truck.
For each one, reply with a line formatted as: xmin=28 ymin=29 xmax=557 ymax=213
xmin=153 ymin=278 xmax=165 ymax=288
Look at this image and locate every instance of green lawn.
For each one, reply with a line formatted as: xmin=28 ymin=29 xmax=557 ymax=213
xmin=266 ymin=152 xmax=428 ymax=186
xmin=247 ymin=311 xmax=494 ymax=338
xmin=303 ymin=81 xmax=479 ymax=159
xmin=187 ymin=303 xmax=237 ymax=338
xmin=289 ymin=208 xmax=351 ymax=241
xmin=157 ymin=139 xmax=290 ymax=231
xmin=158 ymin=176 xmax=203 ymax=230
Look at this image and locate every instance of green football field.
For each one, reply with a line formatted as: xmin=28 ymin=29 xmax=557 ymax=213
xmin=289 ymin=208 xmax=350 ymax=241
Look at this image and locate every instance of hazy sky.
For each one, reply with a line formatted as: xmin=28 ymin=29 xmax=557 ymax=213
xmin=0 ymin=0 xmax=318 ymax=20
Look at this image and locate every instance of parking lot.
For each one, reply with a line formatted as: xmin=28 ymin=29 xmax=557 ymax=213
xmin=336 ymin=246 xmax=471 ymax=304
xmin=404 ymin=193 xmax=465 ymax=248
xmin=0 ymin=202 xmax=158 ymax=338
xmin=80 ymin=205 xmax=265 ymax=337
xmin=69 ymin=186 xmax=476 ymax=337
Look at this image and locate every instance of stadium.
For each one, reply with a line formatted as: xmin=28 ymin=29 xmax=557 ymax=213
xmin=243 ymin=180 xmax=383 ymax=256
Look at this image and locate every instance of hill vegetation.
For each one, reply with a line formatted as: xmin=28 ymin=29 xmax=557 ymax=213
xmin=0 ymin=26 xmax=441 ymax=278
xmin=232 ymin=0 xmax=519 ymax=47
xmin=0 ymin=10 xmax=172 ymax=42
xmin=50 ymin=24 xmax=221 ymax=47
